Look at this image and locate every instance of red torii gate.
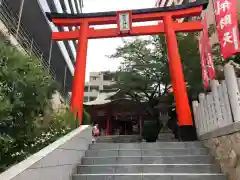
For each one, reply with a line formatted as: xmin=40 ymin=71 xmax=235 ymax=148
xmin=46 ymin=1 xmax=208 ymax=132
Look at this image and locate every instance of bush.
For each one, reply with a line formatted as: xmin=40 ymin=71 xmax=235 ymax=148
xmin=142 ymin=120 xmax=161 ymax=142
xmin=82 ymin=109 xmax=91 ymax=125
xmin=0 ymin=41 xmax=77 ymax=172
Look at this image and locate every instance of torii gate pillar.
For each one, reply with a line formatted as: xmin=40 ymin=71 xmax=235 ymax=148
xmin=71 ymin=22 xmax=88 ymax=119
xmin=163 ymin=16 xmax=194 ymax=139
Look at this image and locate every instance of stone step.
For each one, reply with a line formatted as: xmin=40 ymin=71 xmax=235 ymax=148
xmin=82 ymin=155 xmax=214 ymax=165
xmin=72 ymin=174 xmax=226 ymax=180
xmin=77 ymin=164 xmax=221 ymax=174
xmin=158 ymin=133 xmax=175 ymax=139
xmin=156 ymin=139 xmax=178 ymax=142
xmin=85 ymin=148 xmax=209 ymax=157
xmin=96 ymin=135 xmax=142 ymax=143
xmin=89 ymin=142 xmax=204 ymax=150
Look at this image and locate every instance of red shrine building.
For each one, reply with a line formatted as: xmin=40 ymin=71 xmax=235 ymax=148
xmin=83 ymin=90 xmax=148 ymax=136
xmin=84 ymin=90 xmax=171 ymax=136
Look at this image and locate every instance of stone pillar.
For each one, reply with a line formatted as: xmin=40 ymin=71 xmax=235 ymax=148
xmin=237 ymin=78 xmax=240 ymax=90
xmin=206 ymin=94 xmax=213 ymax=131
xmin=224 ymin=64 xmax=240 ymax=122
xmin=221 ymin=81 xmax=233 ymax=125
xmin=197 ymin=104 xmax=203 ymax=135
xmin=210 ymin=80 xmax=223 ymax=128
xmin=203 ymin=97 xmax=210 ymax=133
xmin=218 ymin=84 xmax=229 ymax=127
xmin=196 ymin=106 xmax=202 ymax=135
xmin=192 ymin=101 xmax=200 ymax=136
xmin=199 ymin=93 xmax=207 ymax=134
xmin=209 ymin=92 xmax=218 ymax=131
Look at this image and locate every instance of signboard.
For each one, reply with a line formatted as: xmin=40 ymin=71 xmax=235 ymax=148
xmin=117 ymin=11 xmax=132 ymax=34
xmin=199 ymin=33 xmax=209 ymax=89
xmin=202 ymin=16 xmax=216 ymax=79
xmin=213 ymin=0 xmax=240 ymax=59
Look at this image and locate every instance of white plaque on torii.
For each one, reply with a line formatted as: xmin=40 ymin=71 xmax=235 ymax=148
xmin=117 ymin=11 xmax=132 ymax=34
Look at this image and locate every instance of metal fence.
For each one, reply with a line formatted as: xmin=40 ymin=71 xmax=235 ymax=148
xmin=0 ymin=1 xmax=69 ymax=98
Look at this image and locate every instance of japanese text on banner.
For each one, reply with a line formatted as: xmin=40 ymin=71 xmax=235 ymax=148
xmin=199 ymin=33 xmax=209 ymax=89
xmin=202 ymin=16 xmax=216 ymax=79
xmin=214 ymin=0 xmax=240 ymax=59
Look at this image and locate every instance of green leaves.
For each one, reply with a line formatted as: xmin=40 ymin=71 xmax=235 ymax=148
xmin=110 ymin=32 xmax=204 ymax=100
xmin=0 ymin=41 xmax=70 ymax=172
xmin=110 ymin=37 xmax=169 ymax=96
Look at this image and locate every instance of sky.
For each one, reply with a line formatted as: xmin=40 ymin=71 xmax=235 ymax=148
xmin=82 ymin=0 xmax=157 ymax=81
xmin=38 ymin=0 xmax=157 ymax=81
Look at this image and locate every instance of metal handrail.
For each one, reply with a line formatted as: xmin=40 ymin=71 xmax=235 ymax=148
xmin=0 ymin=2 xmax=57 ymax=78
xmin=0 ymin=1 xmax=69 ymax=98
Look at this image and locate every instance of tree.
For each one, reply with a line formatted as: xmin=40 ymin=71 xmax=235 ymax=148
xmin=108 ymin=37 xmax=169 ymax=121
xmin=0 ymin=40 xmax=83 ymax=172
xmin=0 ymin=41 xmax=59 ymax=171
xmin=0 ymin=41 xmax=58 ymax=140
xmin=108 ymin=33 xmax=204 ymax=121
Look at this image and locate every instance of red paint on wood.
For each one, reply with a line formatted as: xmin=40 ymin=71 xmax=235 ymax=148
xmin=70 ymin=21 xmax=89 ymax=124
xmin=163 ymin=16 xmax=193 ymax=126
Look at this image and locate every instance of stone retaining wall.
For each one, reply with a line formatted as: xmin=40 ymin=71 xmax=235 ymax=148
xmin=200 ymin=122 xmax=240 ymax=180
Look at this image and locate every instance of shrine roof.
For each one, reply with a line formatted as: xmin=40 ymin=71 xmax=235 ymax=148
xmin=83 ymin=91 xmax=119 ymax=106
xmin=83 ymin=90 xmax=141 ymax=106
xmin=46 ymin=0 xmax=208 ymax=22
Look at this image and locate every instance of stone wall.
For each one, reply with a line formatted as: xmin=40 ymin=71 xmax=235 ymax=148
xmin=201 ymin=122 xmax=240 ymax=180
xmin=0 ymin=125 xmax=92 ymax=180
xmin=51 ymin=91 xmax=67 ymax=113
xmin=0 ymin=19 xmax=26 ymax=53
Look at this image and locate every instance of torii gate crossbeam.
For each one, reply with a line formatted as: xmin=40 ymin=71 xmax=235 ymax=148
xmin=46 ymin=0 xmax=208 ymax=137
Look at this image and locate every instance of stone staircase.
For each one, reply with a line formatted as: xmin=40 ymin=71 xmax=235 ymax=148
xmin=157 ymin=133 xmax=177 ymax=142
xmin=73 ymin=141 xmax=226 ymax=180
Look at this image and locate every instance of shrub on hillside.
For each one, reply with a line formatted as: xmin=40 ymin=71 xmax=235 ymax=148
xmin=82 ymin=109 xmax=91 ymax=125
xmin=0 ymin=41 xmax=78 ymax=172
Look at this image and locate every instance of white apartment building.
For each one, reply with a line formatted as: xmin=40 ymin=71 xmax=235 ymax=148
xmin=84 ymin=71 xmax=116 ymax=102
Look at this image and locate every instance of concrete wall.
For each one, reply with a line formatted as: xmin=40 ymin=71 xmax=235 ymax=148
xmin=200 ymin=122 xmax=240 ymax=180
xmin=0 ymin=125 xmax=92 ymax=180
xmin=0 ymin=19 xmax=26 ymax=54
xmin=51 ymin=91 xmax=67 ymax=112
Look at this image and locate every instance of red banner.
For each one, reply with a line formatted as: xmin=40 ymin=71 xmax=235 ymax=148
xmin=202 ymin=16 xmax=216 ymax=79
xmin=213 ymin=0 xmax=240 ymax=59
xmin=199 ymin=33 xmax=209 ymax=89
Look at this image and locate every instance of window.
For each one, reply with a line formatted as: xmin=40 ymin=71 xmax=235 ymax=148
xmin=103 ymin=85 xmax=113 ymax=90
xmin=90 ymin=86 xmax=99 ymax=91
xmin=90 ymin=97 xmax=96 ymax=101
xmin=84 ymin=97 xmax=88 ymax=102
xmin=91 ymin=76 xmax=98 ymax=81
xmin=84 ymin=86 xmax=89 ymax=92
xmin=103 ymin=73 xmax=113 ymax=81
